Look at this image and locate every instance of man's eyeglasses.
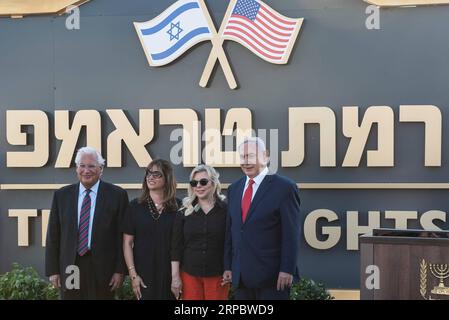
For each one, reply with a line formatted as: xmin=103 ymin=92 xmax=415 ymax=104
xmin=78 ymin=164 xmax=99 ymax=170
xmin=146 ymin=170 xmax=163 ymax=179
xmin=189 ymin=178 xmax=210 ymax=187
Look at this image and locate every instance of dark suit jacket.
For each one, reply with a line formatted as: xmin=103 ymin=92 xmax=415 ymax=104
xmin=45 ymin=180 xmax=129 ymax=288
xmin=224 ymin=173 xmax=301 ymax=289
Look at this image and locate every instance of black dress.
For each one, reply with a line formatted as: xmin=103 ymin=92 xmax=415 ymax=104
xmin=122 ymin=198 xmax=179 ymax=300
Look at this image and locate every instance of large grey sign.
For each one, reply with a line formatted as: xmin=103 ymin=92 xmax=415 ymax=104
xmin=1 ymin=0 xmax=449 ymax=290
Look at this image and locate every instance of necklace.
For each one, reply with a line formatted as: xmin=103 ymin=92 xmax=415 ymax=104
xmin=147 ymin=197 xmax=163 ymax=221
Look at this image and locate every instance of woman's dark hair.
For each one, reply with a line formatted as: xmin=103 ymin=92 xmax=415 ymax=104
xmin=138 ymin=159 xmax=178 ymax=211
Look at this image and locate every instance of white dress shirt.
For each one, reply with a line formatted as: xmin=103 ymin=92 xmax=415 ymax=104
xmin=78 ymin=180 xmax=100 ymax=249
xmin=242 ymin=166 xmax=269 ymax=201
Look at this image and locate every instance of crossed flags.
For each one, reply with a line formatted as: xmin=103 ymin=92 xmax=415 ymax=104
xmin=134 ymin=0 xmax=303 ymax=89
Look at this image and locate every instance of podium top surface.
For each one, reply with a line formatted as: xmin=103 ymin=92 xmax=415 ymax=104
xmin=360 ymin=228 xmax=449 ymax=245
xmin=373 ymin=228 xmax=449 ymax=238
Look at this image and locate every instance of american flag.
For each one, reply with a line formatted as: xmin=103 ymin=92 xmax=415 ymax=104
xmin=222 ymin=0 xmax=302 ymax=64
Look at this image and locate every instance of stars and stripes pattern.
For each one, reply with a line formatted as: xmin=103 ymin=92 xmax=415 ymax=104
xmin=222 ymin=0 xmax=302 ymax=64
xmin=77 ymin=189 xmax=91 ymax=256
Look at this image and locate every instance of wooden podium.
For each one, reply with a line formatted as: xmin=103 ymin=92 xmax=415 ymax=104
xmin=360 ymin=229 xmax=449 ymax=300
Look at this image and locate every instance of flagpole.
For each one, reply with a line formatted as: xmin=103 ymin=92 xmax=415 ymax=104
xmin=198 ymin=0 xmax=237 ymax=90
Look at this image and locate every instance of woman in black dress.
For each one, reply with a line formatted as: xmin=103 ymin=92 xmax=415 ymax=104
xmin=122 ymin=159 xmax=179 ymax=300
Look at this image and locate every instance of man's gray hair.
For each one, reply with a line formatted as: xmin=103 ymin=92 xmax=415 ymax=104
xmin=75 ymin=147 xmax=105 ymax=166
xmin=238 ymin=137 xmax=267 ymax=153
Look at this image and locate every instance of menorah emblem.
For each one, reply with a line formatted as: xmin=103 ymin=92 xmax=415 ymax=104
xmin=430 ymin=263 xmax=449 ymax=296
xmin=420 ymin=259 xmax=449 ymax=299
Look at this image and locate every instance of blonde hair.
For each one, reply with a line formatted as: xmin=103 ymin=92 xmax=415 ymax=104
xmin=182 ymin=164 xmax=226 ymax=216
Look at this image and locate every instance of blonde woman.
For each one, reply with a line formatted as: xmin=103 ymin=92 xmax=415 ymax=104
xmin=170 ymin=164 xmax=229 ymax=300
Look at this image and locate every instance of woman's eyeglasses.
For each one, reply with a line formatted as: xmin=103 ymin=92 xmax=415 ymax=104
xmin=146 ymin=170 xmax=163 ymax=179
xmin=189 ymin=178 xmax=210 ymax=187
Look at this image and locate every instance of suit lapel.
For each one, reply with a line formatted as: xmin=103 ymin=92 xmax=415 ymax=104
xmin=69 ymin=184 xmax=80 ymax=237
xmin=91 ymin=180 xmax=106 ymax=247
xmin=234 ymin=178 xmax=246 ymax=225
xmin=244 ymin=174 xmax=274 ymax=223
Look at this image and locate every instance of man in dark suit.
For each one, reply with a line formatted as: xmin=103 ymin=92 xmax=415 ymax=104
xmin=223 ymin=137 xmax=301 ymax=300
xmin=45 ymin=146 xmax=129 ymax=299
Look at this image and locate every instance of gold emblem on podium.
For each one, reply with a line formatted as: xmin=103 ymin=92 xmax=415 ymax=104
xmin=420 ymin=259 xmax=449 ymax=299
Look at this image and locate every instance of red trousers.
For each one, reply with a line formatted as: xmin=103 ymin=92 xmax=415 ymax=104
xmin=181 ymin=271 xmax=229 ymax=300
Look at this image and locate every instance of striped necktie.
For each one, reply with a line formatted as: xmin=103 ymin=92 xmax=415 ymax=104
xmin=77 ymin=189 xmax=91 ymax=256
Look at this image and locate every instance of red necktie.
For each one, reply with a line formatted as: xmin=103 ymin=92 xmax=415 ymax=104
xmin=241 ymin=179 xmax=254 ymax=223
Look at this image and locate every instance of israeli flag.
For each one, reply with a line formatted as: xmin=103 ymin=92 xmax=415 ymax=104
xmin=134 ymin=0 xmax=213 ymax=66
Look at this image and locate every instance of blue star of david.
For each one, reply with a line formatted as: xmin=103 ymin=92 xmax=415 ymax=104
xmin=167 ymin=21 xmax=183 ymax=41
